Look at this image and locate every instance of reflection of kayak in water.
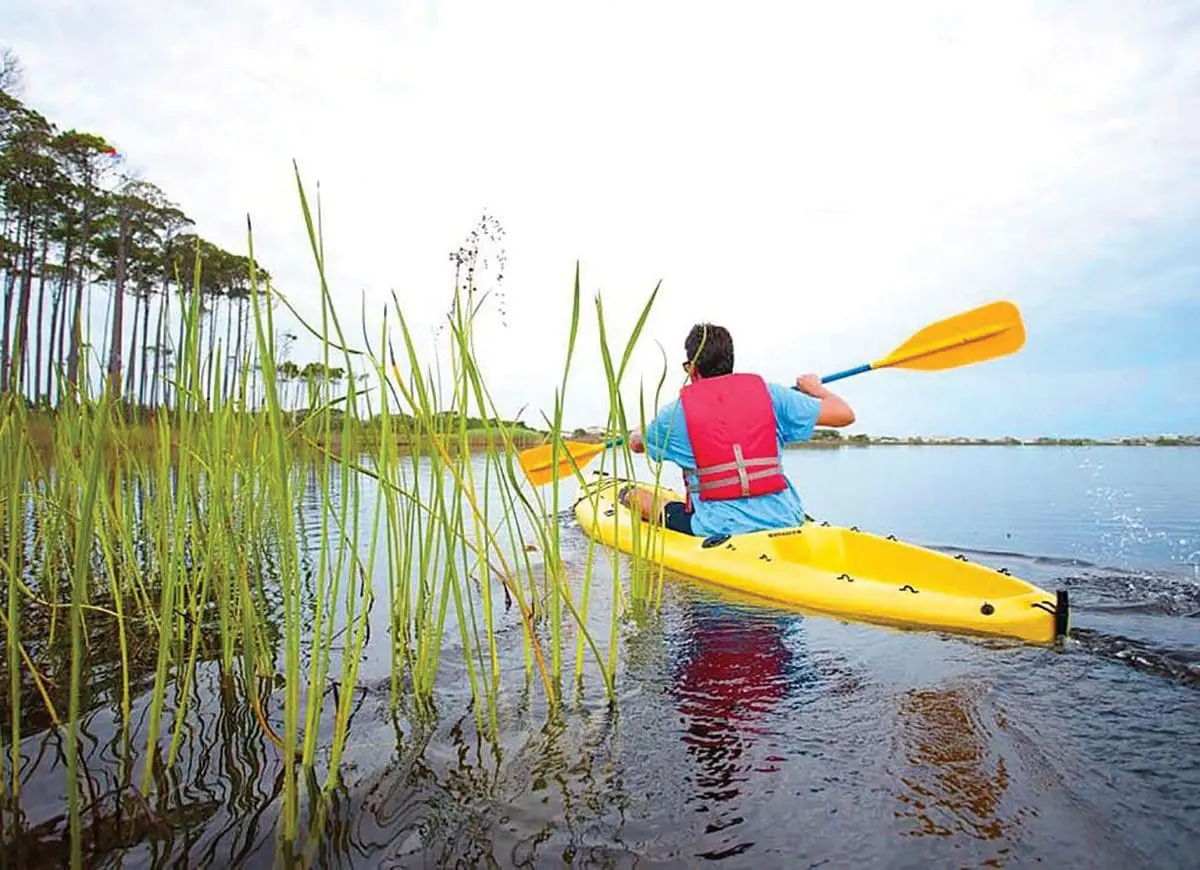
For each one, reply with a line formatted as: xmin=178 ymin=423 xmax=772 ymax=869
xmin=666 ymin=600 xmax=808 ymax=860
xmin=574 ymin=474 xmax=1069 ymax=645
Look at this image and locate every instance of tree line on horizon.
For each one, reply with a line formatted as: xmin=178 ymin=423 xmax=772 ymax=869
xmin=1 ymin=48 xmax=543 ymax=440
xmin=0 ymin=47 xmax=361 ymax=417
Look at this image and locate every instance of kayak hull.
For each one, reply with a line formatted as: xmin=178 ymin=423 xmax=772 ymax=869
xmin=573 ymin=475 xmax=1068 ymax=645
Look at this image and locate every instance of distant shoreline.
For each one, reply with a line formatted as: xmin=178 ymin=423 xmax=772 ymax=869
xmin=785 ymin=433 xmax=1200 ymax=448
xmin=566 ymin=428 xmax=1199 ymax=448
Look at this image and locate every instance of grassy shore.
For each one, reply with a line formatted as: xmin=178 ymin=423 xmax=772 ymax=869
xmin=16 ymin=407 xmax=550 ymax=465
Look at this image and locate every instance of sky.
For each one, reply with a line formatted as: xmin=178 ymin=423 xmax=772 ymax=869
xmin=5 ymin=0 xmax=1200 ymax=438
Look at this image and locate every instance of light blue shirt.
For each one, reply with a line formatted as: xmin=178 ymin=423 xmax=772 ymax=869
xmin=642 ymin=381 xmax=823 ymax=537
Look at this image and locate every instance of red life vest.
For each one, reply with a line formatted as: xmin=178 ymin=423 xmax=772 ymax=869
xmin=678 ymin=373 xmax=787 ymax=511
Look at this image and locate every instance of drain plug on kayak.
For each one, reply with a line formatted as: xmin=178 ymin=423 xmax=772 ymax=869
xmin=981 ymin=602 xmax=995 ymax=616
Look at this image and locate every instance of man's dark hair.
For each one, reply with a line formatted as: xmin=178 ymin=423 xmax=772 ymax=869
xmin=684 ymin=322 xmax=734 ymax=378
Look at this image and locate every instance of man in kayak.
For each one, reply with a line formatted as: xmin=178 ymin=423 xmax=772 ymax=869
xmin=624 ymin=322 xmax=855 ymax=537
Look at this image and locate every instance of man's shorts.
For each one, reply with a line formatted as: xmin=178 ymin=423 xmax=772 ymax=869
xmin=661 ymin=501 xmax=694 ymax=535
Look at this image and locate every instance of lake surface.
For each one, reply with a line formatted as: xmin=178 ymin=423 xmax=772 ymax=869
xmin=8 ymin=446 xmax=1200 ymax=868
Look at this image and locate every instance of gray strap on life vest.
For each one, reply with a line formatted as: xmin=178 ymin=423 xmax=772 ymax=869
xmin=683 ymin=444 xmax=783 ymax=498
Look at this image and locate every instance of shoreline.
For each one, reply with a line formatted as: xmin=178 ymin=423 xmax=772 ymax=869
xmin=14 ymin=411 xmax=1199 ymax=456
xmin=785 ymin=433 xmax=1200 ymax=448
xmin=567 ymin=429 xmax=1199 ymax=448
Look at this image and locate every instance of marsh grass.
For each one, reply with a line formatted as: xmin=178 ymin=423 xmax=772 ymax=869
xmin=0 ymin=164 xmax=674 ymax=865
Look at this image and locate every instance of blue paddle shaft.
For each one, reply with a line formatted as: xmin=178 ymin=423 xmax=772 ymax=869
xmin=821 ymin=363 xmax=873 ymax=383
xmin=790 ymin=362 xmax=873 ymax=391
xmin=617 ymin=361 xmax=874 ymax=433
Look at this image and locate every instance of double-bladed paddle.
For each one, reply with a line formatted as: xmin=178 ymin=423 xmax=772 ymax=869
xmin=518 ymin=299 xmax=1025 ymax=486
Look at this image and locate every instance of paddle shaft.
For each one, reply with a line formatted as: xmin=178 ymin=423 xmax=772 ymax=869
xmin=787 ymin=363 xmax=870 ymax=391
xmin=529 ymin=300 xmax=1022 ymax=476
xmin=819 ymin=364 xmax=871 ymax=384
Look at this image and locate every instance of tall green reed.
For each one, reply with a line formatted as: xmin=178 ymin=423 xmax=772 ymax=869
xmin=0 ymin=162 xmax=668 ymax=862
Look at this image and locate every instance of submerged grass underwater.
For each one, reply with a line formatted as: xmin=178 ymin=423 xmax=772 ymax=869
xmin=0 ymin=169 xmax=678 ymax=867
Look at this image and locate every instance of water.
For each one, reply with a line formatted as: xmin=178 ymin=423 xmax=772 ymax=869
xmin=5 ymin=446 xmax=1199 ymax=868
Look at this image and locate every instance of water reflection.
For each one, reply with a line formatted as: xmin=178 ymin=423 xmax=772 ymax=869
xmin=3 ymin=665 xmax=288 ymax=869
xmin=890 ymin=683 xmax=1028 ymax=854
xmin=667 ymin=597 xmax=818 ymax=860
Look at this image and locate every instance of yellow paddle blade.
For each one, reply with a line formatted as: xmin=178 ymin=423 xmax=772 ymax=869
xmin=518 ymin=439 xmax=608 ymax=486
xmin=875 ymin=300 xmax=1025 ymax=372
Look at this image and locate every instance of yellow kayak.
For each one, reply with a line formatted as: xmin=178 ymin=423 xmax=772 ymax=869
xmin=573 ymin=474 xmax=1069 ymax=645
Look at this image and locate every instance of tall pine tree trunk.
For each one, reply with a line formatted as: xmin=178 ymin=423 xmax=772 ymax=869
xmin=11 ymin=212 xmax=37 ymax=397
xmin=151 ymin=278 xmax=169 ymax=408
xmin=125 ymin=290 xmax=143 ymax=405
xmin=105 ymin=206 xmax=129 ymax=400
xmin=66 ymin=198 xmax=94 ymax=401
xmin=32 ymin=228 xmax=50 ymax=403
xmin=0 ymin=270 xmax=15 ymax=394
xmin=231 ymin=297 xmax=246 ymax=405
xmin=205 ymin=299 xmax=218 ymax=405
xmin=174 ymin=287 xmax=188 ymax=413
xmin=221 ymin=293 xmax=235 ymax=403
xmin=0 ymin=210 xmax=21 ymax=393
xmin=48 ymin=232 xmax=74 ymax=406
xmin=137 ymin=289 xmax=152 ymax=407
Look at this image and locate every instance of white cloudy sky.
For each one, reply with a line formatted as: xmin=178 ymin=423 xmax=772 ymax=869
xmin=7 ymin=0 xmax=1200 ymax=437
